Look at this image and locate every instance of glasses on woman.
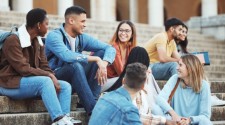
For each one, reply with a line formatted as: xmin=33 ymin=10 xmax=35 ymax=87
xmin=118 ymin=29 xmax=131 ymax=34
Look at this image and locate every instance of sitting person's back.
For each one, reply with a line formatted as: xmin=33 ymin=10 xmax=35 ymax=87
xmin=89 ymin=63 xmax=147 ymax=125
xmin=90 ymin=87 xmax=141 ymax=125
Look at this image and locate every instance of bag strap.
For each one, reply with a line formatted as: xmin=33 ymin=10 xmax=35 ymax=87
xmin=168 ymin=78 xmax=180 ymax=104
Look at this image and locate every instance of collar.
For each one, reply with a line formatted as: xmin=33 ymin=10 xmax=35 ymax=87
xmin=115 ymin=87 xmax=132 ymax=102
xmin=18 ymin=24 xmax=43 ymax=48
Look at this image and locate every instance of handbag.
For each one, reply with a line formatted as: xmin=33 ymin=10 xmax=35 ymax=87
xmin=192 ymin=52 xmax=210 ymax=65
xmin=168 ymin=78 xmax=180 ymax=104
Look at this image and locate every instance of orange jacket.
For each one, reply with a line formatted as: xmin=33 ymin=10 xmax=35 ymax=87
xmin=107 ymin=42 xmax=132 ymax=78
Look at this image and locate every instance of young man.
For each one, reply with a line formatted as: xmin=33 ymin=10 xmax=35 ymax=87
xmin=0 ymin=8 xmax=80 ymax=125
xmin=145 ymin=18 xmax=183 ymax=80
xmin=45 ymin=6 xmax=116 ymax=114
xmin=89 ymin=63 xmax=147 ymax=125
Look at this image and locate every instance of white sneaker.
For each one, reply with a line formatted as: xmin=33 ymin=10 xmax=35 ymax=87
xmin=52 ymin=116 xmax=73 ymax=125
xmin=65 ymin=116 xmax=82 ymax=125
xmin=211 ymin=95 xmax=225 ymax=106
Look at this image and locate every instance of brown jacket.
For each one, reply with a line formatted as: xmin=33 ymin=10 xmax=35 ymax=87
xmin=0 ymin=35 xmax=53 ymax=88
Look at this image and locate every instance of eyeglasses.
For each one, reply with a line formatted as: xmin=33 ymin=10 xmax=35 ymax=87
xmin=118 ymin=29 xmax=131 ymax=34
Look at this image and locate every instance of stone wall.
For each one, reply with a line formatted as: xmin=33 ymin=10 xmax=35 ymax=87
xmin=188 ymin=14 xmax=225 ymax=41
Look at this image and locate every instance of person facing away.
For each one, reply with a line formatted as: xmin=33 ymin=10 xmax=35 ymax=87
xmin=156 ymin=54 xmax=212 ymax=125
xmin=45 ymin=5 xmax=116 ymax=115
xmin=0 ymin=8 xmax=81 ymax=125
xmin=89 ymin=62 xmax=147 ymax=125
xmin=106 ymin=47 xmax=176 ymax=125
xmin=144 ymin=18 xmax=183 ymax=80
xmin=174 ymin=24 xmax=189 ymax=54
xmin=101 ymin=20 xmax=137 ymax=92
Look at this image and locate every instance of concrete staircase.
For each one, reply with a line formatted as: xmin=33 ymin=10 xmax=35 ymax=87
xmin=0 ymin=11 xmax=225 ymax=125
xmin=0 ymin=95 xmax=89 ymax=125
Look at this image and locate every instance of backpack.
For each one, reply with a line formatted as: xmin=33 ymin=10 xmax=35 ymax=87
xmin=0 ymin=26 xmax=18 ymax=50
xmin=0 ymin=26 xmax=18 ymax=68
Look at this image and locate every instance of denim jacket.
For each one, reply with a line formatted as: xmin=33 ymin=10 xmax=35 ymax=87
xmin=89 ymin=87 xmax=142 ymax=125
xmin=45 ymin=24 xmax=116 ymax=70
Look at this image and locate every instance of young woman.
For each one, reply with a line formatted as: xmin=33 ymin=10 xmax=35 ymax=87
xmin=101 ymin=20 xmax=137 ymax=92
xmin=157 ymin=54 xmax=212 ymax=125
xmin=175 ymin=24 xmax=189 ymax=54
xmin=0 ymin=8 xmax=81 ymax=125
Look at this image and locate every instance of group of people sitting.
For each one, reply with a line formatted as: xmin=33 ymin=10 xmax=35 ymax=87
xmin=0 ymin=5 xmax=215 ymax=125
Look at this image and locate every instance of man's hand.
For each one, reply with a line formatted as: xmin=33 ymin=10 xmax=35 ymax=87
xmin=48 ymin=73 xmax=61 ymax=93
xmin=96 ymin=59 xmax=108 ymax=86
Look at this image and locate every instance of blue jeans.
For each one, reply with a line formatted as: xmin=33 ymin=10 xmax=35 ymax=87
xmin=150 ymin=62 xmax=178 ymax=80
xmin=54 ymin=50 xmax=104 ymax=114
xmin=0 ymin=76 xmax=72 ymax=121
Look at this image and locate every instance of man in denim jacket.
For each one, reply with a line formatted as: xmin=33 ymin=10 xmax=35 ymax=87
xmin=45 ymin=6 xmax=116 ymax=115
xmin=89 ymin=63 xmax=147 ymax=125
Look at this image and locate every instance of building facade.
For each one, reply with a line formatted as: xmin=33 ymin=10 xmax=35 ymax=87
xmin=1 ymin=0 xmax=225 ymax=27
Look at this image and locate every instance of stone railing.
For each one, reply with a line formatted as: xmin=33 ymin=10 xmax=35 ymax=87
xmin=188 ymin=14 xmax=225 ymax=41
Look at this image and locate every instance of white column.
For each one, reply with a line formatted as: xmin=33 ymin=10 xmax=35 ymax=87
xmin=12 ymin=0 xmax=33 ymax=13
xmin=129 ymin=0 xmax=138 ymax=23
xmin=148 ymin=0 xmax=164 ymax=27
xmin=202 ymin=0 xmax=218 ymax=17
xmin=0 ymin=0 xmax=10 ymax=11
xmin=91 ymin=0 xmax=116 ymax=21
xmin=58 ymin=0 xmax=73 ymax=16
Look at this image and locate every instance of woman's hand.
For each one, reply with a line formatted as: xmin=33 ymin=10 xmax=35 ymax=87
xmin=177 ymin=118 xmax=191 ymax=125
xmin=169 ymin=110 xmax=181 ymax=122
xmin=48 ymin=73 xmax=61 ymax=93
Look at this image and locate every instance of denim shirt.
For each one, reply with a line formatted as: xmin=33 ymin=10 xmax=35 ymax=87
xmin=89 ymin=87 xmax=142 ymax=125
xmin=45 ymin=24 xmax=116 ymax=70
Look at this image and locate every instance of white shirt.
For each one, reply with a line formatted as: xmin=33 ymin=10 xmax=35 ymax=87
xmin=67 ymin=34 xmax=76 ymax=52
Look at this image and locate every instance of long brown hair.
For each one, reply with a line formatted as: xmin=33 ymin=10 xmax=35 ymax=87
xmin=181 ymin=54 xmax=207 ymax=93
xmin=109 ymin=20 xmax=137 ymax=47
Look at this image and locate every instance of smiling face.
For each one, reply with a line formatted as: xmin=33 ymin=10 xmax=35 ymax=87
xmin=178 ymin=26 xmax=188 ymax=41
xmin=70 ymin=13 xmax=87 ymax=35
xmin=177 ymin=59 xmax=188 ymax=79
xmin=172 ymin=25 xmax=183 ymax=40
xmin=118 ymin=23 xmax=132 ymax=43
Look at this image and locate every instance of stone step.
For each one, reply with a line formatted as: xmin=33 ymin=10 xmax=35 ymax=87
xmin=188 ymin=48 xmax=225 ymax=54
xmin=205 ymin=72 xmax=225 ymax=81
xmin=0 ymin=110 xmax=88 ymax=125
xmin=210 ymin=60 xmax=225 ymax=65
xmin=212 ymin=121 xmax=225 ymax=125
xmin=0 ymin=95 xmax=78 ymax=113
xmin=157 ymin=81 xmax=225 ymax=93
xmin=212 ymin=106 xmax=225 ymax=121
xmin=204 ymin=66 xmax=225 ymax=72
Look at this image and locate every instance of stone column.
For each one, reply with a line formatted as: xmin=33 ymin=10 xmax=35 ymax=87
xmin=0 ymin=0 xmax=10 ymax=11
xmin=91 ymin=0 xmax=116 ymax=21
xmin=12 ymin=0 xmax=33 ymax=13
xmin=148 ymin=0 xmax=164 ymax=27
xmin=58 ymin=0 xmax=73 ymax=16
xmin=129 ymin=0 xmax=138 ymax=23
xmin=202 ymin=0 xmax=218 ymax=17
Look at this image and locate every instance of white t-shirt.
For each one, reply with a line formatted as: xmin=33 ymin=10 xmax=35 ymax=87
xmin=67 ymin=34 xmax=76 ymax=52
